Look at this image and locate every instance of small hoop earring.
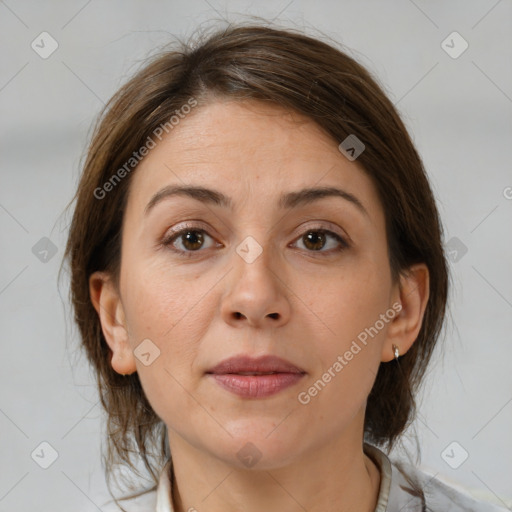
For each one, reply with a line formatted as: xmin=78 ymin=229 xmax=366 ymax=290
xmin=392 ymin=344 xmax=400 ymax=360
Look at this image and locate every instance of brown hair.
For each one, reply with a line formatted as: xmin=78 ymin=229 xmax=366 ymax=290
xmin=61 ymin=20 xmax=449 ymax=508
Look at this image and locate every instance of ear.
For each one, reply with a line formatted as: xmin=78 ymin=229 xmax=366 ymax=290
xmin=381 ymin=263 xmax=430 ymax=362
xmin=89 ymin=271 xmax=137 ymax=375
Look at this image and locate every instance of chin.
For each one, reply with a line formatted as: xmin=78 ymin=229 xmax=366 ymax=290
xmin=206 ymin=420 xmax=304 ymax=470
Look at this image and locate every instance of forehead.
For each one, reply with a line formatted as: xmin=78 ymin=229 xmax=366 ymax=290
xmin=126 ymin=99 xmax=382 ymax=222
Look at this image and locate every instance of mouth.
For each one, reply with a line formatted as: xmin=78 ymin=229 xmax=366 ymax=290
xmin=232 ymin=371 xmax=282 ymax=375
xmin=206 ymin=354 xmax=306 ymax=375
xmin=206 ymin=355 xmax=306 ymax=398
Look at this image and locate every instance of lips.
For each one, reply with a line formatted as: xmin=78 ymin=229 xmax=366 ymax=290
xmin=206 ymin=355 xmax=306 ymax=398
xmin=206 ymin=355 xmax=305 ymax=375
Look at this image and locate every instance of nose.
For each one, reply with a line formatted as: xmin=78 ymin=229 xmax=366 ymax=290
xmin=220 ymin=245 xmax=291 ymax=329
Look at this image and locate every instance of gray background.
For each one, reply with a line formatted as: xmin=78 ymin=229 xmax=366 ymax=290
xmin=1 ymin=0 xmax=511 ymax=510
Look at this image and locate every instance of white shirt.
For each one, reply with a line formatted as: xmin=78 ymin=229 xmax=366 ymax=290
xmin=150 ymin=443 xmax=508 ymax=511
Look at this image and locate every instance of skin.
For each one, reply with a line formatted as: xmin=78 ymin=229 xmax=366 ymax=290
xmin=90 ymin=98 xmax=429 ymax=512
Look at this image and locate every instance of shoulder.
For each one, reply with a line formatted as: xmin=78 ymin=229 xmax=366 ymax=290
xmin=391 ymin=458 xmax=509 ymax=512
xmin=364 ymin=443 xmax=508 ymax=512
xmin=394 ymin=460 xmax=508 ymax=512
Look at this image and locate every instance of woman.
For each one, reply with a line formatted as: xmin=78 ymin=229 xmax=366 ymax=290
xmin=62 ymin=22 xmax=506 ymax=512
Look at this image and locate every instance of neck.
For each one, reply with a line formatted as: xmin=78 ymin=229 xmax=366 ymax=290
xmin=168 ymin=431 xmax=381 ymax=512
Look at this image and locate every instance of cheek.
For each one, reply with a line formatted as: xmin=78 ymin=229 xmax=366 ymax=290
xmin=121 ymin=255 xmax=211 ymax=337
xmin=120 ymin=264 xmax=213 ymax=421
xmin=317 ymin=254 xmax=392 ymax=337
xmin=299 ymin=283 xmax=390 ymax=420
xmin=305 ymin=257 xmax=391 ymax=392
xmin=120 ymin=258 xmax=233 ymax=385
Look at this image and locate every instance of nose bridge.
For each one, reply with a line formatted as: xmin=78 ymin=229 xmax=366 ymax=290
xmin=220 ymin=233 xmax=291 ymax=327
xmin=232 ymin=234 xmax=280 ymax=300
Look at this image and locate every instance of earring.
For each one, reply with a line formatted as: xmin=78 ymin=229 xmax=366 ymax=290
xmin=392 ymin=344 xmax=400 ymax=360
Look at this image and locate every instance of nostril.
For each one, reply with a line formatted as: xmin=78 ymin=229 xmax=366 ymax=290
xmin=231 ymin=312 xmax=279 ymax=320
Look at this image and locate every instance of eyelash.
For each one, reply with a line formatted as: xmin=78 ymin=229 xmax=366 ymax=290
xmin=161 ymin=222 xmax=350 ymax=258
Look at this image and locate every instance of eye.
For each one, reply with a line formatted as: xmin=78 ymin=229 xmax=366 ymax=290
xmin=292 ymin=228 xmax=348 ymax=254
xmin=162 ymin=225 xmax=219 ymax=256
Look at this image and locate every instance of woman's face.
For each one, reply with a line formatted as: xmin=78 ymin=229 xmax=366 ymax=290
xmin=109 ymin=99 xmax=405 ymax=468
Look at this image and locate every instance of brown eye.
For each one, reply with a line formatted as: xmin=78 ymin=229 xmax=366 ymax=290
xmin=163 ymin=227 xmax=217 ymax=255
xmin=302 ymin=231 xmax=327 ymax=251
xmin=293 ymin=229 xmax=348 ymax=254
xmin=180 ymin=230 xmax=205 ymax=251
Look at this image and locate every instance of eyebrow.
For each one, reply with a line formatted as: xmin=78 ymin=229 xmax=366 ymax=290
xmin=144 ymin=184 xmax=369 ymax=217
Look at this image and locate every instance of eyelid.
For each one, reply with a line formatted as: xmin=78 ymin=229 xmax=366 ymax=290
xmin=290 ymin=225 xmax=350 ymax=253
xmin=164 ymin=219 xmax=215 ymax=234
xmin=161 ymin=221 xmax=220 ymax=245
xmin=292 ymin=221 xmax=351 ymax=245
